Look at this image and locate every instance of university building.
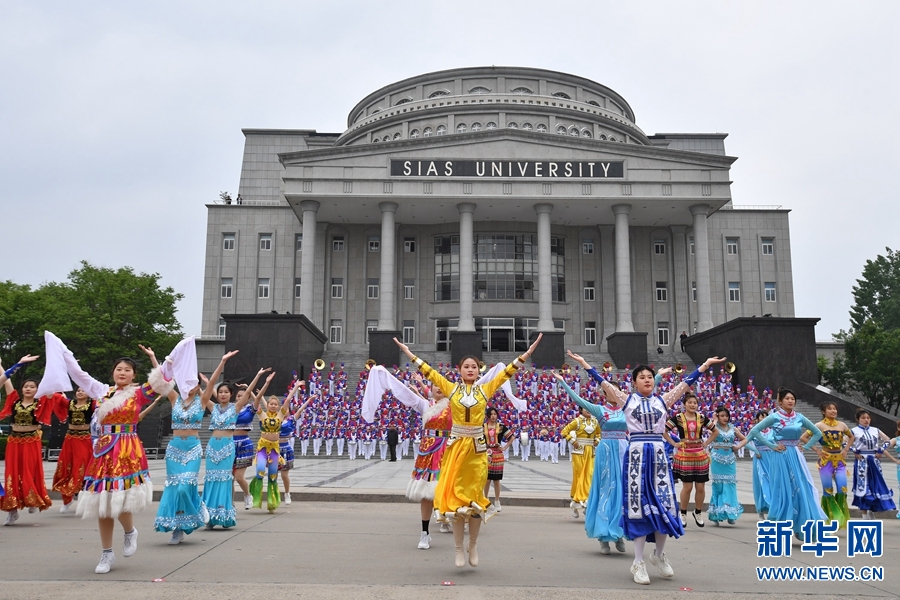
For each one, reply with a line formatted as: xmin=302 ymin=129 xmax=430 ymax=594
xmin=199 ymin=66 xmax=794 ymax=372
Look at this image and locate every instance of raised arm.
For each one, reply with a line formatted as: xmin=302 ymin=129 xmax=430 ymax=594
xmin=201 ymin=351 xmax=240 ymax=405
xmin=479 ymin=334 xmax=542 ymax=398
xmin=138 ymin=345 xmax=160 ymax=369
xmin=662 ymin=357 xmax=727 ymax=408
xmin=552 ymin=373 xmax=604 ymax=419
xmin=282 ymin=379 xmax=305 ymax=413
xmin=394 ymin=337 xmax=456 ymax=398
xmin=1 ymin=354 xmax=40 ymax=391
xmin=254 ymin=371 xmax=276 ymax=404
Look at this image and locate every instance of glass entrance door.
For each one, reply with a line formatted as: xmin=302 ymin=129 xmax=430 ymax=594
xmin=481 ymin=318 xmax=515 ymax=352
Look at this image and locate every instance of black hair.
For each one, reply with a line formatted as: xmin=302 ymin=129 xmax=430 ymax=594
xmin=776 ymin=387 xmax=795 ymax=404
xmin=819 ymin=401 xmax=837 ymax=415
xmin=21 ymin=377 xmax=40 ymax=389
xmin=216 ymin=382 xmax=236 ymax=401
xmin=111 ymin=357 xmax=138 ymax=378
xmin=755 ymin=410 xmax=769 ymax=421
xmin=855 ymin=408 xmax=871 ymax=422
xmin=684 ymin=392 xmax=699 ymax=405
xmin=485 ymin=406 xmax=499 ymax=420
xmin=458 ymin=355 xmax=481 ymax=369
xmin=632 ymin=364 xmax=655 ymax=380
xmin=715 ymin=405 xmax=731 ymax=422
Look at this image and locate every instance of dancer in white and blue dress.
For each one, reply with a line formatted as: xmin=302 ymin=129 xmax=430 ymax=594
xmin=568 ymin=351 xmax=726 ymax=586
xmin=553 ymin=371 xmax=627 ymax=556
xmin=747 ymin=410 xmax=773 ymax=519
xmin=849 ymin=409 xmax=896 ymax=518
xmin=703 ymin=406 xmax=746 ymax=525
xmin=742 ymin=388 xmax=825 ymax=537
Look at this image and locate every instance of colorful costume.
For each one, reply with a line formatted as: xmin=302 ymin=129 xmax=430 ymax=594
xmin=748 ymin=428 xmax=774 ymax=517
xmin=278 ymin=415 xmax=296 ymax=472
xmin=667 ymin=412 xmax=711 ymax=483
xmin=850 ymin=425 xmax=896 ymax=514
xmin=707 ymin=423 xmax=743 ymax=523
xmin=202 ymin=403 xmax=237 ymax=528
xmin=747 ymin=409 xmax=825 ymax=535
xmin=485 ymin=422 xmax=514 ymax=481
xmin=232 ymin=404 xmax=255 ymax=470
xmin=249 ymin=408 xmax=286 ymax=512
xmin=817 ymin=422 xmax=850 ymax=528
xmin=154 ymin=395 xmax=206 ymax=534
xmin=408 ymin=400 xmax=452 ymax=501
xmin=52 ymin=398 xmax=95 ymax=506
xmin=560 ymin=413 xmax=600 ymax=505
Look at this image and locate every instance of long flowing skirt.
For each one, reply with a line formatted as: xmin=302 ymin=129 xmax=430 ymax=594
xmin=202 ymin=437 xmax=237 ymax=528
xmin=154 ymin=437 xmax=205 ymax=533
xmin=433 ymin=437 xmax=490 ymax=515
xmin=852 ymin=455 xmax=896 ymax=513
xmin=406 ymin=435 xmax=447 ymax=502
xmin=752 ymin=453 xmax=772 ymax=515
xmin=708 ymin=451 xmax=744 ymax=523
xmin=765 ymin=447 xmax=825 ymax=534
xmin=569 ymin=446 xmax=595 ymax=503
xmin=621 ymin=436 xmax=682 ymax=541
xmin=1 ymin=432 xmax=51 ymax=511
xmin=52 ymin=431 xmax=93 ymax=504
xmin=78 ymin=431 xmax=152 ymax=519
xmin=585 ymin=438 xmax=626 ymax=541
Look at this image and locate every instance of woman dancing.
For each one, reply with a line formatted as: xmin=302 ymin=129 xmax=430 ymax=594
xmin=483 ymin=406 xmax=515 ymax=511
xmin=703 ymin=406 xmax=746 ymax=525
xmin=559 ymin=406 xmax=600 ymax=519
xmin=742 ymin=388 xmax=825 ymax=538
xmin=278 ymin=387 xmax=313 ymax=506
xmin=249 ymin=381 xmax=305 ymax=512
xmin=801 ymin=401 xmax=853 ymax=527
xmin=394 ymin=334 xmax=542 ymax=568
xmin=667 ymin=393 xmax=712 ymax=527
xmin=52 ymin=387 xmax=96 ymax=514
xmin=849 ymin=409 xmax=896 ymax=518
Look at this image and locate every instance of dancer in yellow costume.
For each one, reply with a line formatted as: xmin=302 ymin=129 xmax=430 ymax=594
xmin=394 ymin=334 xmax=542 ymax=569
xmin=561 ymin=408 xmax=600 ymax=518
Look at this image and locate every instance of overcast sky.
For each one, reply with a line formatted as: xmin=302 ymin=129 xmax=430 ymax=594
xmin=2 ymin=1 xmax=897 ymax=341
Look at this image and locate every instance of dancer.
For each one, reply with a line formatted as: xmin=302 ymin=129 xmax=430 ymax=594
xmin=667 ymin=392 xmax=712 ymax=527
xmin=849 ymin=409 xmax=896 ymax=518
xmin=249 ymin=380 xmax=305 ymax=512
xmin=886 ymin=421 xmax=900 ymax=518
xmin=747 ymin=410 xmax=773 ymax=520
xmin=279 ymin=387 xmax=314 ymax=506
xmin=801 ymin=401 xmax=853 ymax=527
xmin=52 ymin=386 xmax=95 ymax=513
xmin=703 ymin=406 xmax=746 ymax=525
xmin=570 ymin=350 xmax=725 ymax=586
xmin=233 ymin=392 xmax=259 ymax=510
xmin=742 ymin=388 xmax=826 ymax=538
xmin=483 ymin=406 xmax=514 ymax=512
xmin=554 ymin=366 xmax=627 ymax=555
xmin=1 ymin=355 xmax=57 ymax=524
xmin=559 ymin=406 xmax=600 ymax=519
xmin=394 ymin=334 xmax=542 ymax=568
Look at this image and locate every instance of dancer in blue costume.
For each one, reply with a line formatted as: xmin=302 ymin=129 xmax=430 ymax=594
xmin=849 ymin=409 xmax=896 ymax=518
xmin=747 ymin=410 xmax=773 ymax=520
xmin=568 ymin=350 xmax=726 ymax=586
xmin=703 ymin=406 xmax=746 ymax=525
xmin=232 ymin=385 xmax=262 ymax=510
xmin=741 ymin=388 xmax=825 ymax=537
xmin=278 ymin=392 xmax=314 ymax=506
xmin=553 ymin=370 xmax=627 ymax=556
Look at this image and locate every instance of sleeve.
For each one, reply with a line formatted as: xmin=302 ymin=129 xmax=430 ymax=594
xmin=585 ymin=367 xmax=606 ymax=385
xmin=137 ymin=367 xmax=176 ymax=407
xmin=419 ymin=361 xmax=457 ymax=399
xmin=800 ymin=415 xmax=823 ymax=451
xmin=666 ymin=416 xmax=678 ymax=434
xmin=0 ymin=390 xmax=19 ymax=420
xmin=661 ymin=381 xmax=691 ymax=406
xmin=560 ymin=419 xmax=577 ymax=441
xmin=362 ymin=366 xmax=429 ymax=423
xmin=557 ymin=377 xmax=604 ymax=418
xmin=479 ymin=362 xmax=520 ymax=400
xmin=747 ymin=414 xmax=779 ymax=450
xmin=501 ymin=425 xmax=514 ymax=443
xmin=35 ymin=392 xmax=69 ymax=425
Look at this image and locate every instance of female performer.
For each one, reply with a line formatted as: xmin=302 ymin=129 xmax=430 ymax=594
xmin=801 ymin=401 xmax=853 ymax=527
xmin=748 ymin=410 xmax=773 ymax=520
xmin=394 ymin=335 xmax=542 ymax=568
xmin=849 ymin=409 xmax=896 ymax=518
xmin=278 ymin=387 xmax=313 ymax=506
xmin=742 ymin=388 xmax=825 ymax=538
xmin=554 ymin=367 xmax=627 ymax=555
xmin=483 ymin=406 xmax=514 ymax=511
xmin=233 ymin=393 xmax=259 ymax=510
xmin=703 ymin=406 xmax=746 ymax=525
xmin=559 ymin=406 xmax=600 ymax=519
xmin=53 ymin=386 xmax=95 ymax=513
xmin=667 ymin=393 xmax=712 ymax=527
xmin=249 ymin=381 xmax=305 ymax=513
xmin=570 ymin=350 xmax=725 ymax=586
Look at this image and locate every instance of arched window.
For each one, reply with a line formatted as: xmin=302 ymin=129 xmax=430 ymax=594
xmin=556 ymin=125 xmax=567 ymax=135
xmin=522 ymin=123 xmax=533 ymax=131
xmin=383 ymin=135 xmax=391 ymax=142
xmin=371 ymin=107 xmax=383 ymax=114
xmin=394 ymin=97 xmax=412 ymax=106
xmin=428 ymin=90 xmax=449 ymax=98
xmin=511 ymin=87 xmax=533 ymax=94
xmin=552 ymin=92 xmax=571 ymax=99
xmin=599 ymin=134 xmax=607 ymax=141
xmin=393 ymin=132 xmax=402 ymax=140
xmin=372 ymin=137 xmax=380 ymax=143
xmin=456 ymin=123 xmax=467 ymax=133
xmin=587 ymin=100 xmax=600 ymax=107
xmin=507 ymin=122 xmax=518 ymax=129
xmin=469 ymin=86 xmax=491 ymax=94
xmin=471 ymin=122 xmax=482 ymax=132
xmin=536 ymin=124 xmax=547 ymax=133
xmin=569 ymin=126 xmax=579 ymax=137
xmin=581 ymin=129 xmax=592 ymax=139
xmin=486 ymin=122 xmax=497 ymax=130
xmin=409 ymin=129 xmax=420 ymax=139
xmin=436 ymin=125 xmax=446 ymax=136
xmin=423 ymin=127 xmax=433 ymax=137
xmin=608 ymin=136 xmax=617 ymax=142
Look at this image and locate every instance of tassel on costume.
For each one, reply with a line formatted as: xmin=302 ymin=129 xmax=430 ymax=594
xmin=266 ymin=477 xmax=281 ymax=513
xmin=249 ymin=476 xmax=263 ymax=509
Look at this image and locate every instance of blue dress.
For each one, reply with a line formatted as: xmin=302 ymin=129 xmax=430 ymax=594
xmin=748 ymin=429 xmax=774 ymax=516
xmin=154 ymin=395 xmax=206 ymax=534
xmin=278 ymin=416 xmax=296 ymax=471
xmin=233 ymin=404 xmax=255 ymax=470
xmin=850 ymin=426 xmax=895 ymax=513
xmin=747 ymin=409 xmax=825 ymax=534
xmin=202 ymin=403 xmax=238 ymax=528
xmin=707 ymin=424 xmax=744 ymax=523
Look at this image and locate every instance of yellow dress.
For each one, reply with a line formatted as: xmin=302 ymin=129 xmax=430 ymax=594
xmin=419 ymin=360 xmax=520 ymax=515
xmin=561 ymin=415 xmax=600 ymax=503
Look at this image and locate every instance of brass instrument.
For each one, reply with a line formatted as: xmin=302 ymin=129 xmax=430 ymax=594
xmin=478 ymin=360 xmax=487 ymax=374
xmin=365 ymin=359 xmax=376 ymax=370
xmin=602 ymin=361 xmax=613 ymax=373
xmin=674 ymin=363 xmax=685 ymax=374
xmin=561 ymin=363 xmax=571 ymax=374
xmin=313 ymin=359 xmax=326 ymax=371
xmin=724 ymin=362 xmax=737 ymax=374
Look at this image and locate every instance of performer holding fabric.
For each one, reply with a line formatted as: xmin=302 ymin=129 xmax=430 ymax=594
xmin=394 ymin=335 xmax=541 ymax=569
xmin=52 ymin=386 xmax=96 ymax=513
xmin=559 ymin=406 xmax=600 ymax=519
xmin=849 ymin=409 xmax=896 ymax=518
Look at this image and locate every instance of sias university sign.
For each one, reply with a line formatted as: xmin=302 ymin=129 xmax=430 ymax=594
xmin=390 ymin=159 xmax=624 ymax=179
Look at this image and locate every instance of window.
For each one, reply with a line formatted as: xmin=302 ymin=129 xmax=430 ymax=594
xmin=469 ymin=86 xmax=490 ymax=94
xmin=329 ymin=320 xmax=342 ymax=344
xmin=294 ymin=278 xmax=302 ymax=298
xmin=423 ymin=127 xmax=433 ymax=137
xmin=656 ymin=282 xmax=668 ymax=302
xmin=726 ymin=238 xmax=739 ymax=255
xmin=582 ymin=241 xmax=594 ymax=255
xmin=365 ymin=320 xmax=377 ymax=343
xmin=471 ymin=122 xmax=481 ymax=132
xmin=657 ymin=323 xmax=670 ymax=346
xmin=569 ymin=126 xmax=579 ymax=137
xmin=485 ymin=122 xmax=497 ymax=130
xmin=220 ymin=277 xmax=233 ymax=299
xmin=765 ymin=282 xmax=777 ymax=302
xmin=654 ymin=240 xmax=666 ymax=255
xmin=522 ymin=122 xmax=533 ymax=131
xmin=692 ymin=281 xmax=697 ymax=302
xmin=368 ymin=237 xmax=380 ymax=252
xmin=762 ymin=238 xmax=774 ymax=255
xmin=259 ymin=234 xmax=272 ymax=251
xmin=404 ymin=279 xmax=415 ymax=300
xmin=382 ymin=135 xmax=390 ymax=142
xmin=331 ymin=278 xmax=343 ymax=299
xmin=582 ymin=129 xmax=592 ymax=138
xmin=585 ymin=321 xmax=597 ymax=346
xmin=223 ymin=234 xmax=235 ymax=251
xmin=556 ymin=125 xmax=567 ymax=135
xmin=456 ymin=123 xmax=467 ymax=134
xmin=552 ymin=91 xmax=571 ymax=99
xmin=511 ymin=87 xmax=533 ymax=94
xmin=409 ymin=129 xmax=420 ymax=139
xmin=295 ymin=234 xmax=302 ymax=251
xmin=367 ymin=278 xmax=379 ymax=299
xmin=402 ymin=320 xmax=416 ymax=344
xmin=257 ymin=278 xmax=270 ymax=299
xmin=218 ymin=318 xmax=226 ymax=337
xmin=404 ymin=237 xmax=416 ymax=252
xmin=536 ymin=124 xmax=547 ymax=133
xmin=689 ymin=237 xmax=695 ymax=255
xmin=393 ymin=133 xmax=401 ymax=140
xmin=507 ymin=122 xmax=518 ymax=129
xmin=332 ymin=236 xmax=344 ymax=252
xmin=436 ymin=125 xmax=446 ymax=136
xmin=583 ymin=281 xmax=595 ymax=301
xmin=728 ymin=282 xmax=741 ymax=302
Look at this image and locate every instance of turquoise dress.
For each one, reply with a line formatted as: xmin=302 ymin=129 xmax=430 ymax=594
xmin=747 ymin=409 xmax=825 ymax=534
xmin=708 ymin=424 xmax=744 ymax=523
xmin=748 ymin=428 xmax=775 ymax=516
xmin=558 ymin=378 xmax=627 ymax=543
xmin=202 ymin=403 xmax=238 ymax=528
xmin=154 ymin=395 xmax=206 ymax=534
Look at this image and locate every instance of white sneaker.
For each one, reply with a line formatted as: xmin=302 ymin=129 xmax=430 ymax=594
xmin=284 ymin=494 xmax=292 ymax=505
xmin=599 ymin=541 xmax=611 ymax=555
xmin=123 ymin=528 xmax=138 ymax=557
xmin=439 ymin=522 xmax=452 ymax=533
xmin=95 ymin=551 xmax=115 ymax=574
xmin=28 ymin=507 xmax=37 ymax=514
xmin=417 ymin=532 xmax=431 ymax=549
xmin=200 ymin=503 xmax=210 ymax=524
xmin=570 ymin=501 xmax=580 ymax=519
xmin=631 ymin=560 xmax=650 ymax=585
xmin=244 ymin=494 xmax=252 ymax=510
xmin=680 ymin=512 xmax=687 ymax=527
xmin=615 ymin=538 xmax=627 ymax=553
xmin=3 ymin=510 xmax=19 ymax=526
xmin=168 ymin=529 xmax=184 ymax=545
xmin=692 ymin=511 xmax=705 ymax=527
xmin=494 ymin=499 xmax=502 ymax=512
xmin=60 ymin=502 xmax=72 ymax=514
xmin=649 ymin=551 xmax=674 ymax=578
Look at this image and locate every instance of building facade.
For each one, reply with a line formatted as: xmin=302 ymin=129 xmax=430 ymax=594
xmin=200 ymin=66 xmax=794 ymax=366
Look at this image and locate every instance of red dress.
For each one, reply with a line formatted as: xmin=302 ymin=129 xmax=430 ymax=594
xmin=52 ymin=398 xmax=95 ymax=505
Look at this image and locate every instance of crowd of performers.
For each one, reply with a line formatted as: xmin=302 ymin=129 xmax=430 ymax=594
xmin=2 ymin=332 xmax=899 ymax=585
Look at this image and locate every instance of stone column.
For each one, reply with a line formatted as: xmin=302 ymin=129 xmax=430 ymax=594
xmin=378 ymin=201 xmax=398 ymax=330
xmin=457 ymin=203 xmax=476 ymax=331
xmin=299 ymin=200 xmax=320 ymax=318
xmin=535 ymin=203 xmax=554 ymax=331
xmin=690 ymin=204 xmax=714 ymax=332
xmin=612 ymin=204 xmax=634 ymax=332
